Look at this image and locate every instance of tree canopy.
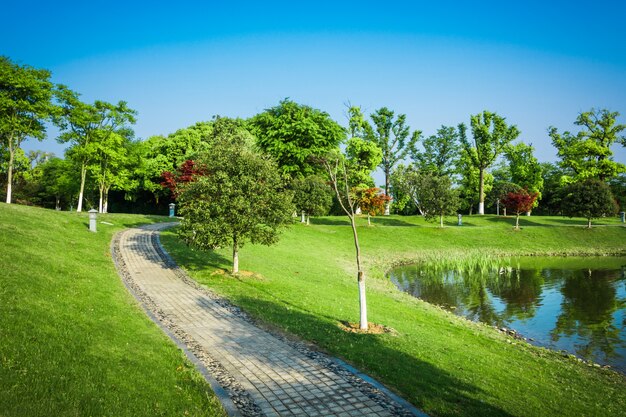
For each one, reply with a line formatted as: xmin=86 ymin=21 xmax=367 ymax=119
xmin=561 ymin=179 xmax=618 ymax=228
xmin=460 ymin=111 xmax=519 ymax=215
xmin=177 ymin=118 xmax=293 ymax=273
xmin=550 ymin=108 xmax=626 ymax=182
xmin=0 ymin=56 xmax=55 ymax=203
xmin=249 ymin=99 xmax=345 ymax=179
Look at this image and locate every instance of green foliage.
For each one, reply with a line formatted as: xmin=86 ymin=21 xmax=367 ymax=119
xmin=249 ymin=99 xmax=345 ymax=179
xmin=550 ymin=108 xmax=626 ymax=182
xmin=608 ymin=173 xmax=626 ymax=211
xmin=456 ymin=149 xmax=493 ymax=214
xmin=460 ymin=111 xmax=520 ymax=212
xmin=345 ymin=137 xmax=382 ymax=187
xmin=351 ymin=106 xmax=421 ymax=195
xmin=412 ymin=125 xmax=461 ymax=177
xmin=561 ymin=179 xmax=619 ymax=227
xmin=0 ymin=56 xmax=55 ymax=203
xmin=291 ymin=175 xmax=333 ymax=220
xmin=416 ymin=173 xmax=460 ymax=226
xmin=505 ymin=142 xmax=544 ymax=198
xmin=178 ymin=120 xmax=294 ymax=272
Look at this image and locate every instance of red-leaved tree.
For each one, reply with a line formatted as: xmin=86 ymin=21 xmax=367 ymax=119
xmin=501 ymin=188 xmax=539 ymax=230
xmin=352 ymin=187 xmax=392 ymax=226
xmin=161 ymin=160 xmax=206 ymax=199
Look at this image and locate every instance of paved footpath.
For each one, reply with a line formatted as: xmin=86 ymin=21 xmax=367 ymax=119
xmin=113 ymin=223 xmax=426 ymax=417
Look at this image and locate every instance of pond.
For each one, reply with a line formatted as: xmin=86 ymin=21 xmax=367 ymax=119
xmin=389 ymin=257 xmax=626 ymax=372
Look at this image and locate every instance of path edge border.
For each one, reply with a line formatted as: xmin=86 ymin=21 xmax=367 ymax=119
xmin=110 ymin=226 xmax=242 ymax=417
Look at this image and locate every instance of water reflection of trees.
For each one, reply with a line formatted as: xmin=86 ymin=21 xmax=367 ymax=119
xmin=550 ymin=268 xmax=626 ymax=362
xmin=488 ymin=269 xmax=545 ymax=322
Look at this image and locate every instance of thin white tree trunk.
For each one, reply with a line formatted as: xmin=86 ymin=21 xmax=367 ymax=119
xmin=5 ymin=138 xmax=14 ymax=204
xmin=232 ymin=237 xmax=239 ymax=274
xmin=301 ymin=211 xmax=306 ymax=223
xmin=103 ymin=185 xmax=110 ymax=213
xmin=358 ymin=275 xmax=367 ymax=330
xmin=306 ymin=215 xmax=310 ymax=225
xmin=478 ymin=168 xmax=485 ymax=215
xmin=77 ymin=163 xmax=87 ymax=212
xmin=98 ymin=185 xmax=104 ymax=213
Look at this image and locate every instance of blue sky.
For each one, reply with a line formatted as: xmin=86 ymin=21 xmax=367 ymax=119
xmin=3 ymin=1 xmax=626 ymax=169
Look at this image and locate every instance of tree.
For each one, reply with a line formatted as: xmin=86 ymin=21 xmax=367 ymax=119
xmin=177 ymin=119 xmax=293 ymax=274
xmin=318 ymin=150 xmax=369 ymax=330
xmin=344 ymin=137 xmax=382 ymax=188
xmin=351 ymin=106 xmax=420 ymax=213
xmin=460 ymin=111 xmax=520 ymax=214
xmin=412 ymin=125 xmax=460 ymax=177
xmin=352 ymin=186 xmax=391 ymax=226
xmin=550 ymin=109 xmax=626 ymax=182
xmin=391 ymin=163 xmax=426 ymax=215
xmin=55 ymin=87 xmax=136 ymax=212
xmin=419 ymin=174 xmax=461 ymax=228
xmin=249 ymin=99 xmax=345 ymax=179
xmin=504 ymin=142 xmax=544 ymax=200
xmin=487 ymin=181 xmax=521 ymax=216
xmin=561 ymin=179 xmax=618 ymax=228
xmin=456 ymin=148 xmax=493 ymax=215
xmin=501 ymin=189 xmax=539 ymax=230
xmin=34 ymin=157 xmax=77 ymax=210
xmin=0 ymin=56 xmax=54 ymax=204
xmin=291 ymin=175 xmax=333 ymax=224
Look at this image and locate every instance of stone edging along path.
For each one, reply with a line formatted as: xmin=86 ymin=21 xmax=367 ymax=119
xmin=111 ymin=223 xmax=427 ymax=417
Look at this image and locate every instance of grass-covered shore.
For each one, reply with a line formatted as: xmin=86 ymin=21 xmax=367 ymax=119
xmin=0 ymin=203 xmax=226 ymax=417
xmin=161 ymin=213 xmax=626 ymax=417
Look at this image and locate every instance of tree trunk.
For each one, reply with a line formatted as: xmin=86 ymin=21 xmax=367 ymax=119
xmin=5 ymin=135 xmax=14 ymax=204
xmin=367 ymin=213 xmax=371 ymax=226
xmin=515 ymin=213 xmax=520 ymax=230
xmin=55 ymin=196 xmax=61 ymax=211
xmin=350 ymin=216 xmax=367 ymax=330
xmin=232 ymin=237 xmax=239 ymax=274
xmin=103 ymin=185 xmax=110 ymax=213
xmin=440 ymin=214 xmax=444 ymax=228
xmin=587 ymin=218 xmax=592 ymax=229
xmin=98 ymin=184 xmax=104 ymax=213
xmin=478 ymin=168 xmax=485 ymax=215
xmin=77 ymin=163 xmax=87 ymax=212
xmin=306 ymin=215 xmax=310 ymax=226
xmin=301 ymin=211 xmax=306 ymax=223
xmin=384 ymin=168 xmax=390 ymax=215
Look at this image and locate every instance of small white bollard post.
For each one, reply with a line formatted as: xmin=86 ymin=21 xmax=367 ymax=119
xmin=457 ymin=213 xmax=463 ymax=226
xmin=88 ymin=209 xmax=97 ymax=232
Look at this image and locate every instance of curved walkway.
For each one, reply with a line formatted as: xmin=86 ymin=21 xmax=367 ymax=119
xmin=112 ymin=223 xmax=426 ymax=417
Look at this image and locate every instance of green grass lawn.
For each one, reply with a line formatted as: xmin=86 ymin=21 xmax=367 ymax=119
xmin=0 ymin=203 xmax=226 ymax=417
xmin=161 ymin=213 xmax=626 ymax=417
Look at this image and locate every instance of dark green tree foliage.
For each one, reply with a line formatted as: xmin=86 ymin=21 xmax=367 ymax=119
xmin=412 ymin=125 xmax=460 ymax=177
xmin=249 ymin=99 xmax=345 ymax=179
xmin=460 ymin=111 xmax=520 ymax=214
xmin=292 ymin=175 xmax=333 ymax=224
xmin=608 ymin=174 xmax=626 ymax=211
xmin=561 ymin=179 xmax=618 ymax=228
xmin=550 ymin=109 xmax=626 ymax=182
xmin=414 ymin=173 xmax=460 ymax=227
xmin=487 ymin=181 xmax=522 ymax=215
xmin=0 ymin=56 xmax=55 ymax=204
xmin=177 ymin=119 xmax=293 ymax=274
xmin=534 ymin=162 xmax=568 ymax=215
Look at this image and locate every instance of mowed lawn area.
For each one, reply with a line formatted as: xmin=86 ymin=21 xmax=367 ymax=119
xmin=160 ymin=213 xmax=626 ymax=417
xmin=0 ymin=203 xmax=226 ymax=417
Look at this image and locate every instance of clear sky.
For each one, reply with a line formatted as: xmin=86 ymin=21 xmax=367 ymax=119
xmin=3 ymin=0 xmax=626 ymax=170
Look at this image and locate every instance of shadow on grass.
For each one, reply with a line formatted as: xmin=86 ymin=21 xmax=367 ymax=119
xmin=209 ymin=294 xmax=513 ymax=417
xmin=368 ymin=217 xmax=418 ymax=227
xmin=156 ymin=230 xmax=231 ymax=272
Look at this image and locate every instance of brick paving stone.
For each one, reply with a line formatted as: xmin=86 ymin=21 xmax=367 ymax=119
xmin=115 ymin=224 xmax=423 ymax=417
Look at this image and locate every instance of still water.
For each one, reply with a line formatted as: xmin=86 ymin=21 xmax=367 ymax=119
xmin=389 ymin=257 xmax=626 ymax=372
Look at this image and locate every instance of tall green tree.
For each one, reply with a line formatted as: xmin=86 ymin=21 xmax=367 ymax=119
xmin=0 ymin=56 xmax=55 ymax=204
xmin=550 ymin=108 xmax=626 ymax=182
xmin=456 ymin=148 xmax=493 ymax=215
xmin=460 ymin=111 xmax=520 ymax=214
xmin=350 ymin=106 xmax=420 ymax=213
xmin=55 ymin=87 xmax=136 ymax=212
xmin=249 ymin=99 xmax=345 ymax=179
xmin=412 ymin=125 xmax=461 ymax=177
xmin=178 ymin=118 xmax=293 ymax=274
xmin=416 ymin=174 xmax=460 ymax=227
xmin=344 ymin=137 xmax=382 ymax=188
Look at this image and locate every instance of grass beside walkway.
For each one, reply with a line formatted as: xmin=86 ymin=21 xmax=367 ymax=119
xmin=0 ymin=203 xmax=226 ymax=417
xmin=161 ymin=214 xmax=626 ymax=417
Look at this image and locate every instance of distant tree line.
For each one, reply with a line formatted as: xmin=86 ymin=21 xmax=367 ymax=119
xmin=2 ymin=55 xmax=625 ymax=222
